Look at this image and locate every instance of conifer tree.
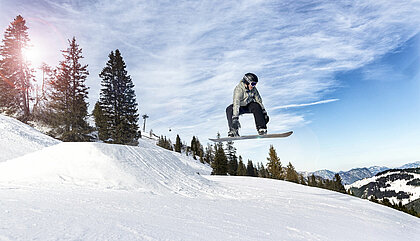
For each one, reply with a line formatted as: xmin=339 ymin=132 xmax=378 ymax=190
xmin=211 ymin=134 xmax=228 ymax=175
xmin=308 ymin=174 xmax=317 ymax=187
xmin=286 ymin=162 xmax=299 ymax=183
xmin=257 ymin=162 xmax=268 ymax=178
xmin=175 ymin=134 xmax=182 ymax=153
xmin=237 ymin=156 xmax=247 ymax=176
xmin=0 ymin=15 xmax=34 ymax=121
xmin=93 ymin=101 xmax=108 ymax=141
xmin=97 ymin=49 xmax=139 ymax=145
xmin=246 ymin=160 xmax=256 ymax=177
xmin=226 ymin=141 xmax=238 ymax=176
xmin=204 ymin=144 xmax=214 ymax=165
xmin=48 ymin=37 xmax=90 ymax=141
xmin=266 ymin=145 xmax=283 ymax=179
xmin=333 ymin=174 xmax=346 ymax=193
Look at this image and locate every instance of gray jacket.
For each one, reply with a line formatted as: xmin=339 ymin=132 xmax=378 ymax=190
xmin=232 ymin=80 xmax=265 ymax=118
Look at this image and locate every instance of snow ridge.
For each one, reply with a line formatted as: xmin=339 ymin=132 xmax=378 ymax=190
xmin=0 ymin=141 xmax=216 ymax=197
xmin=0 ymin=114 xmax=60 ymax=162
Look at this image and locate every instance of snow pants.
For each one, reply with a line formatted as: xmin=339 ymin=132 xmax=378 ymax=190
xmin=226 ymin=102 xmax=268 ymax=131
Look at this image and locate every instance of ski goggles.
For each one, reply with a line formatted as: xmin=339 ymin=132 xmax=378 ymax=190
xmin=250 ymin=82 xmax=257 ymax=86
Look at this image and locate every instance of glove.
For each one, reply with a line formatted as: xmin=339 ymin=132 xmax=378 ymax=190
xmin=263 ymin=110 xmax=269 ymax=124
xmin=232 ymin=117 xmax=241 ymax=130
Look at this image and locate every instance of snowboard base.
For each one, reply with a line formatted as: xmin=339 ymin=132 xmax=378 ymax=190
xmin=209 ymin=131 xmax=293 ymax=142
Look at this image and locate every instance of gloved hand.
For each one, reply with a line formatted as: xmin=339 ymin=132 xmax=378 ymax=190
xmin=263 ymin=110 xmax=269 ymax=124
xmin=232 ymin=117 xmax=241 ymax=130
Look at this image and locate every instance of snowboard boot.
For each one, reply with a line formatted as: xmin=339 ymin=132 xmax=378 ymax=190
xmin=257 ymin=128 xmax=267 ymax=135
xmin=228 ymin=128 xmax=239 ymax=137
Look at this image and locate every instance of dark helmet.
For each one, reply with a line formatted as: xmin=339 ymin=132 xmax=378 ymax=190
xmin=242 ymin=73 xmax=258 ymax=85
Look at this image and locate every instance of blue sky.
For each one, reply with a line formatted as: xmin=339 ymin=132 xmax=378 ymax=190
xmin=1 ymin=0 xmax=419 ymax=171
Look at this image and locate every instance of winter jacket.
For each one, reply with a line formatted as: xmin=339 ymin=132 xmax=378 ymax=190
xmin=232 ymin=80 xmax=265 ymax=118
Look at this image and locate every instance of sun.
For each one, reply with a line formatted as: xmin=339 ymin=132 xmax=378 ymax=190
xmin=22 ymin=45 xmax=42 ymax=67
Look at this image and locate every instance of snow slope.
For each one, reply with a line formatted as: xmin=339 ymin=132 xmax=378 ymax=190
xmin=0 ymin=114 xmax=60 ymax=162
xmin=0 ymin=141 xmax=214 ymax=197
xmin=0 ymin=116 xmax=419 ymax=240
xmin=0 ymin=177 xmax=419 ymax=240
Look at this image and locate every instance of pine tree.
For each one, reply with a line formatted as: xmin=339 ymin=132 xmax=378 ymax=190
xmin=308 ymin=174 xmax=317 ymax=187
xmin=333 ymin=174 xmax=346 ymax=193
xmin=285 ymin=162 xmax=299 ymax=183
xmin=211 ymin=134 xmax=228 ymax=175
xmin=204 ymin=144 xmax=214 ymax=165
xmin=48 ymin=37 xmax=91 ymax=141
xmin=97 ymin=49 xmax=139 ymax=145
xmin=266 ymin=145 xmax=283 ymax=179
xmin=246 ymin=160 xmax=256 ymax=177
xmin=237 ymin=156 xmax=247 ymax=176
xmin=257 ymin=162 xmax=268 ymax=178
xmin=0 ymin=15 xmax=34 ymax=121
xmin=93 ymin=101 xmax=108 ymax=141
xmin=226 ymin=141 xmax=238 ymax=176
xmin=175 ymin=134 xmax=182 ymax=153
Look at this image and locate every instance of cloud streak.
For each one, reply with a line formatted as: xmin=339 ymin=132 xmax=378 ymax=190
xmin=272 ymin=99 xmax=339 ymax=110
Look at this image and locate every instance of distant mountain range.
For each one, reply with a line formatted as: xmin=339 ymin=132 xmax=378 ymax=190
xmin=302 ymin=161 xmax=420 ymax=185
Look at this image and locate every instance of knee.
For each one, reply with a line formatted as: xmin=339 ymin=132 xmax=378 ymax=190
xmin=226 ymin=104 xmax=233 ymax=114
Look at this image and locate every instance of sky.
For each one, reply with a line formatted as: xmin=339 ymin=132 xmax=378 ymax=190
xmin=0 ymin=0 xmax=419 ymax=172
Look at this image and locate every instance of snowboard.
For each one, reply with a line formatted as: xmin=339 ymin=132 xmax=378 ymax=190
xmin=209 ymin=131 xmax=293 ymax=142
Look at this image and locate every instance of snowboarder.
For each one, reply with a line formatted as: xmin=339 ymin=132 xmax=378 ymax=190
xmin=226 ymin=73 xmax=269 ymax=137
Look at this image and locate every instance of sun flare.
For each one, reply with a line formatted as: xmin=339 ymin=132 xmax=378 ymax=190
xmin=22 ymin=46 xmax=42 ymax=67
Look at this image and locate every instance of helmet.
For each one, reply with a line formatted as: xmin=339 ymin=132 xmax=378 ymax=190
xmin=243 ymin=73 xmax=258 ymax=85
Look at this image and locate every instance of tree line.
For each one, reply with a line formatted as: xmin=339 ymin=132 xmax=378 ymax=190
xmin=0 ymin=15 xmax=140 ymax=145
xmin=158 ymin=133 xmax=347 ymax=194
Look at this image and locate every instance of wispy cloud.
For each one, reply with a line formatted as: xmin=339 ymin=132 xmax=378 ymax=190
xmin=1 ymin=0 xmax=420 ymax=144
xmin=272 ymin=99 xmax=339 ymax=110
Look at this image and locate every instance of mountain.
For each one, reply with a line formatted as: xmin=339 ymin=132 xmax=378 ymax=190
xmin=338 ymin=168 xmax=373 ymax=185
xmin=399 ymin=161 xmax=420 ymax=169
xmin=0 ymin=116 xmax=419 ymax=240
xmin=306 ymin=162 xmax=420 ymax=185
xmin=368 ymin=166 xmax=389 ymax=175
xmin=346 ymin=168 xmax=420 ymax=206
xmin=0 ymin=114 xmax=60 ymax=162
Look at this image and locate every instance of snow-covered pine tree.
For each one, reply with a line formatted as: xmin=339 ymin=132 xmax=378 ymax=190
xmin=266 ymin=145 xmax=283 ymax=180
xmin=204 ymin=143 xmax=214 ymax=165
xmin=97 ymin=49 xmax=139 ymax=145
xmin=48 ymin=37 xmax=91 ymax=141
xmin=225 ymin=141 xmax=238 ymax=176
xmin=0 ymin=15 xmax=34 ymax=122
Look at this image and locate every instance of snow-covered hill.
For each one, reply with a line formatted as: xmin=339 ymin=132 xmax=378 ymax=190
xmin=0 ymin=116 xmax=419 ymax=240
xmin=0 ymin=141 xmax=213 ymax=196
xmin=346 ymin=169 xmax=420 ymax=205
xmin=0 ymin=114 xmax=60 ymax=162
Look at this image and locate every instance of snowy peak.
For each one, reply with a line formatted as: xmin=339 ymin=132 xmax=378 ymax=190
xmin=338 ymin=168 xmax=373 ymax=185
xmin=0 ymin=141 xmax=214 ymax=196
xmin=0 ymin=114 xmax=60 ymax=162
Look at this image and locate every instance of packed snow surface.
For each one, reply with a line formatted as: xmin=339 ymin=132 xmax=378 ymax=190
xmin=0 ymin=116 xmax=419 ymax=240
xmin=0 ymin=114 xmax=60 ymax=162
